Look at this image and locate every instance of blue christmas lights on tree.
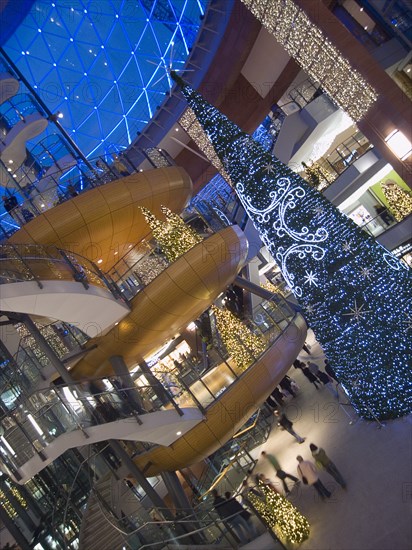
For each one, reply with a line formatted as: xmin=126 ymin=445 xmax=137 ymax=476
xmin=172 ymin=72 xmax=412 ymax=420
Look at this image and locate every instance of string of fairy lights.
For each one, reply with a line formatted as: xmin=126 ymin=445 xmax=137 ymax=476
xmin=211 ymin=305 xmax=266 ymax=370
xmin=140 ymin=205 xmax=204 ymax=263
xmin=240 ymin=0 xmax=378 ymax=121
xmin=246 ymin=480 xmax=310 ymax=544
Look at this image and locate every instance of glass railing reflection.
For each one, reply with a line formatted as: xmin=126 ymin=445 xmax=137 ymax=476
xmin=0 ymin=376 xmax=187 ymax=476
xmin=151 ymin=296 xmax=296 ymax=412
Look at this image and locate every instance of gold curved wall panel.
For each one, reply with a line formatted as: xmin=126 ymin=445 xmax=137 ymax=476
xmin=134 ymin=314 xmax=307 ymax=475
xmin=69 ymin=226 xmax=248 ymax=379
xmin=8 ymin=167 xmax=192 ymax=271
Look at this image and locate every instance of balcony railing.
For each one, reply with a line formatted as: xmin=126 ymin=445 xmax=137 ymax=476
xmin=0 ymin=147 xmax=175 ymax=238
xmin=151 ymin=294 xmax=296 ymax=412
xmin=0 ymin=375 xmax=189 ymax=479
xmin=0 ymin=243 xmax=123 ymax=299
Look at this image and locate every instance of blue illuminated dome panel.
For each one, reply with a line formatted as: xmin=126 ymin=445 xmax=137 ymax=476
xmin=4 ymin=0 xmax=207 ymax=157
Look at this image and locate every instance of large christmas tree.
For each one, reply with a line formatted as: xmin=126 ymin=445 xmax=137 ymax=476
xmin=172 ymin=72 xmax=412 ymax=420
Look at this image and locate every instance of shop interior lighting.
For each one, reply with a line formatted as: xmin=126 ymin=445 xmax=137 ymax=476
xmin=385 ymin=130 xmax=412 ymax=161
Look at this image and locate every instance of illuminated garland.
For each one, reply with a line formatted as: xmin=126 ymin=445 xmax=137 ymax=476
xmin=211 ymin=305 xmax=266 ymax=370
xmin=240 ymin=0 xmax=378 ymax=121
xmin=173 ymin=72 xmax=412 ymax=420
xmin=140 ymin=206 xmax=203 ymax=262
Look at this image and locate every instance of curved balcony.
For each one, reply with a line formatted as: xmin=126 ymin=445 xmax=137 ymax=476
xmin=133 ymin=306 xmax=307 ymax=475
xmin=69 ymin=225 xmax=249 ymax=379
xmin=0 ymin=244 xmax=129 ymax=336
xmin=6 ymin=165 xmax=193 ymax=271
xmin=0 ymin=380 xmax=203 ymax=485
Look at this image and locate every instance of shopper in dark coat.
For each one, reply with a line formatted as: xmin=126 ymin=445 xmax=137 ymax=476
xmin=274 ymin=410 xmax=306 ymax=443
xmin=212 ymin=489 xmax=251 ymax=543
xmin=301 ymin=364 xmax=322 ymax=389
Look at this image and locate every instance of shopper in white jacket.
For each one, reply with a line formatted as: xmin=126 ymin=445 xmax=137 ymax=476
xmin=296 ymin=455 xmax=331 ymax=500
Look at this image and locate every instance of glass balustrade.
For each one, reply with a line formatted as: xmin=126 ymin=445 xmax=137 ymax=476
xmin=0 ymin=376 xmax=188 ymax=476
xmin=0 ymin=243 xmax=121 ymax=299
xmin=0 ymin=148 xmax=172 ymax=238
xmin=107 ymin=241 xmax=169 ymax=300
xmin=151 ymin=296 xmax=296 ymax=412
xmin=0 ymin=93 xmax=43 ymax=129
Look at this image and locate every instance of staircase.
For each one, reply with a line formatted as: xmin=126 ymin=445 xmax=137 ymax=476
xmin=79 ymin=473 xmax=132 ymax=550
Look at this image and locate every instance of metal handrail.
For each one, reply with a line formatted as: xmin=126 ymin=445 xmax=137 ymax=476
xmin=0 ymin=148 xmax=174 ymax=238
xmin=0 ymin=243 xmax=125 ymax=303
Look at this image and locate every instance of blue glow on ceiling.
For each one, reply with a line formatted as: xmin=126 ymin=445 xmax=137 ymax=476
xmin=4 ymin=0 xmax=207 ymax=158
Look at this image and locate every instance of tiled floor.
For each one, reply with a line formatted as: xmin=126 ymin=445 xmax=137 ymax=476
xmin=242 ymin=331 xmax=412 ymax=550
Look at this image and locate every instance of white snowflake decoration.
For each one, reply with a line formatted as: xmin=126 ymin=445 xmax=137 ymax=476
xmin=303 ymin=270 xmax=319 ymax=287
xmin=263 ymin=162 xmax=275 ymax=174
xmin=342 ymin=240 xmax=353 ymax=252
xmin=312 ymin=206 xmax=324 ymax=219
xmin=360 ymin=267 xmax=373 ymax=280
xmin=402 ymin=313 xmax=412 ymax=333
xmin=343 ymin=299 xmax=372 ymax=323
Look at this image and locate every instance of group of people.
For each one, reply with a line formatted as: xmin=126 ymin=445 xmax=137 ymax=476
xmin=293 ymin=358 xmax=339 ymax=395
xmin=260 ymin=443 xmax=346 ymax=501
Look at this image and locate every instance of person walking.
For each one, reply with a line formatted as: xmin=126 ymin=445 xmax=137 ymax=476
xmin=310 ymin=443 xmax=346 ymax=488
xmin=301 ymin=364 xmax=322 ymax=389
xmin=307 ymin=361 xmax=320 ymax=376
xmin=296 ymin=455 xmax=331 ymax=500
xmin=225 ymin=491 xmax=258 ymax=539
xmin=261 ymin=451 xmax=299 ymax=495
xmin=212 ymin=489 xmax=250 ymax=543
xmin=316 ymin=369 xmax=339 ymax=397
xmin=279 ymin=375 xmax=298 ymax=397
xmin=274 ymin=410 xmax=306 ymax=443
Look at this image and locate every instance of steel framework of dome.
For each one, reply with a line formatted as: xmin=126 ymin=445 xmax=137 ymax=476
xmin=3 ymin=0 xmax=207 ymax=157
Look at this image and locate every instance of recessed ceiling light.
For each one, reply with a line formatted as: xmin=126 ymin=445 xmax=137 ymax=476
xmin=97 ymin=259 xmax=103 ymax=264
xmin=176 ymin=431 xmax=182 ymax=436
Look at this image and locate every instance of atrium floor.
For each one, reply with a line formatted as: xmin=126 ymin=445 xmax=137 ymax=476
xmin=243 ymin=330 xmax=412 ymax=550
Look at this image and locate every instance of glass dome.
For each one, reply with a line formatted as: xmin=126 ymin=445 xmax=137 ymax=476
xmin=3 ymin=0 xmax=207 ymax=158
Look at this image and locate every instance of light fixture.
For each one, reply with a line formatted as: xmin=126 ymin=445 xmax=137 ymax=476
xmin=27 ymin=414 xmax=44 ymax=436
xmin=57 ymin=112 xmax=63 ymax=119
xmin=176 ymin=431 xmax=182 ymax=436
xmin=385 ymin=129 xmax=412 ymax=160
xmin=8 ymin=160 xmax=13 ymax=164
xmin=1 ymin=437 xmax=16 ymax=456
xmin=97 ymin=259 xmax=103 ymax=264
xmin=114 ymin=251 xmax=118 ymax=255
xmin=240 ymin=0 xmax=377 ymax=121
